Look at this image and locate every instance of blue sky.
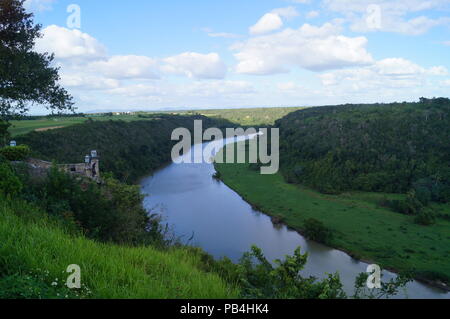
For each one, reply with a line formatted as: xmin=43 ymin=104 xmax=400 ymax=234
xmin=24 ymin=0 xmax=450 ymax=113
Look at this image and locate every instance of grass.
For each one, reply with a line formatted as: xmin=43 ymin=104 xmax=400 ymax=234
xmin=215 ymin=142 xmax=450 ymax=286
xmin=8 ymin=115 xmax=154 ymax=137
xmin=0 ymin=197 xmax=238 ymax=299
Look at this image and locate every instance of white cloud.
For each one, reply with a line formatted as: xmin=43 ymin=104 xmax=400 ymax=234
xmin=89 ymin=55 xmax=160 ymax=79
xmin=427 ymin=66 xmax=449 ymax=76
xmin=162 ymin=52 xmax=227 ymax=79
xmin=318 ymin=58 xmax=448 ymax=95
xmin=306 ymin=11 xmax=320 ymax=19
xmin=249 ymin=7 xmax=299 ymax=35
xmin=60 ymin=73 xmax=120 ymax=90
xmin=277 ymin=82 xmax=303 ymax=91
xmin=271 ymin=7 xmax=300 ymax=19
xmin=35 ymin=25 xmax=107 ymax=61
xmin=249 ymin=13 xmax=284 ymax=35
xmin=234 ymin=23 xmax=373 ymax=75
xmin=323 ymin=0 xmax=450 ymax=35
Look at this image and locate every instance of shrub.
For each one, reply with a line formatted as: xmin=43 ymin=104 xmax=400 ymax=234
xmin=302 ymin=218 xmax=333 ymax=244
xmin=23 ymin=165 xmax=165 ymax=246
xmin=414 ymin=209 xmax=436 ymax=226
xmin=0 ymin=162 xmax=23 ymax=196
xmin=236 ymin=246 xmax=346 ymax=299
xmin=0 ymin=145 xmax=31 ymax=161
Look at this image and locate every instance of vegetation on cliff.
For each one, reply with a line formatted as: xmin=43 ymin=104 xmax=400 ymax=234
xmin=16 ymin=114 xmax=233 ymax=183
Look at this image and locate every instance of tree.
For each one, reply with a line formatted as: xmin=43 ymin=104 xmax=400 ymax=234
xmin=0 ymin=119 xmax=10 ymax=146
xmin=0 ymin=0 xmax=73 ymax=119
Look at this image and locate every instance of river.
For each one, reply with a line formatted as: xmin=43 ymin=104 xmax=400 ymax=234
xmin=140 ymin=135 xmax=449 ymax=299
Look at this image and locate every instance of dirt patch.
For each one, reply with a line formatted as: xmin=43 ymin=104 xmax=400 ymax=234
xmin=35 ymin=126 xmax=65 ymax=132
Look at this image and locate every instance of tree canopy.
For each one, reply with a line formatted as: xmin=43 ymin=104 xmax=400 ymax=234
xmin=0 ymin=0 xmax=73 ymax=120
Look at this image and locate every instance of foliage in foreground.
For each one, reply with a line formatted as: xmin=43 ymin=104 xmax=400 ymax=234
xmin=0 ymin=196 xmax=238 ymax=299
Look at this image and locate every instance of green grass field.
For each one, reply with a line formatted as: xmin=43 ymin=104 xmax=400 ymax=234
xmin=215 ymin=143 xmax=450 ymax=285
xmin=0 ymin=197 xmax=238 ymax=299
xmin=8 ymin=115 xmax=153 ymax=137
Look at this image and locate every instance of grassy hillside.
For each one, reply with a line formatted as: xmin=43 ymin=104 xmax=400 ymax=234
xmin=215 ymin=143 xmax=450 ymax=286
xmin=0 ymin=196 xmax=238 ymax=299
xmin=190 ymin=107 xmax=304 ymax=126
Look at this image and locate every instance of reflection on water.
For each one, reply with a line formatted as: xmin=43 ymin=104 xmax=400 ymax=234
xmin=140 ymin=136 xmax=449 ymax=299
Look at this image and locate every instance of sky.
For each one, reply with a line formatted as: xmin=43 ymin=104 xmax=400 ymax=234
xmin=23 ymin=0 xmax=450 ymax=113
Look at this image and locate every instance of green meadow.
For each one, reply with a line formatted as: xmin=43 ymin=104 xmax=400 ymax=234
xmin=214 ymin=143 xmax=450 ymax=286
xmin=8 ymin=114 xmax=150 ymax=137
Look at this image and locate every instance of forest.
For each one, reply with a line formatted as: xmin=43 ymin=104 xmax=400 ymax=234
xmin=276 ymin=98 xmax=450 ymax=211
xmin=16 ymin=114 xmax=234 ymax=183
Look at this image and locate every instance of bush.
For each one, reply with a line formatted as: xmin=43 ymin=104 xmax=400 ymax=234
xmin=236 ymin=246 xmax=346 ymax=299
xmin=0 ymin=145 xmax=31 ymax=161
xmin=302 ymin=218 xmax=333 ymax=244
xmin=22 ymin=165 xmax=165 ymax=246
xmin=414 ymin=209 xmax=436 ymax=226
xmin=0 ymin=162 xmax=23 ymax=196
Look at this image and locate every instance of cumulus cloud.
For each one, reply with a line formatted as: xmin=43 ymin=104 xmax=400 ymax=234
xmin=162 ymin=52 xmax=227 ymax=79
xmin=60 ymin=73 xmax=120 ymax=90
xmin=89 ymin=55 xmax=160 ymax=79
xmin=35 ymin=25 xmax=107 ymax=61
xmin=234 ymin=23 xmax=373 ymax=75
xmin=249 ymin=13 xmax=284 ymax=35
xmin=249 ymin=7 xmax=299 ymax=35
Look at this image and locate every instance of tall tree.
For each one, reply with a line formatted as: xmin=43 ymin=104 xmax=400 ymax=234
xmin=0 ymin=0 xmax=73 ymax=120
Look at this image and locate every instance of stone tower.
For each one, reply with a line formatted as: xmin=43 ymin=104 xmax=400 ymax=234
xmin=90 ymin=150 xmax=100 ymax=180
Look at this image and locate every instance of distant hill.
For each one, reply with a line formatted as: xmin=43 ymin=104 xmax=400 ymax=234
xmin=276 ymin=98 xmax=450 ymax=199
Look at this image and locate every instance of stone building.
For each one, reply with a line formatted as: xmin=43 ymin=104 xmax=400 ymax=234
xmin=26 ymin=150 xmax=101 ymax=182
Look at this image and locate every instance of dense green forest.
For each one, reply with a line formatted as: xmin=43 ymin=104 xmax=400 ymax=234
xmin=277 ymin=98 xmax=450 ymax=203
xmin=16 ymin=114 xmax=233 ymax=183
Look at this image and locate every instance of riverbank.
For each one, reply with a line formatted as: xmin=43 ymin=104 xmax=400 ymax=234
xmin=214 ymin=143 xmax=450 ymax=292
